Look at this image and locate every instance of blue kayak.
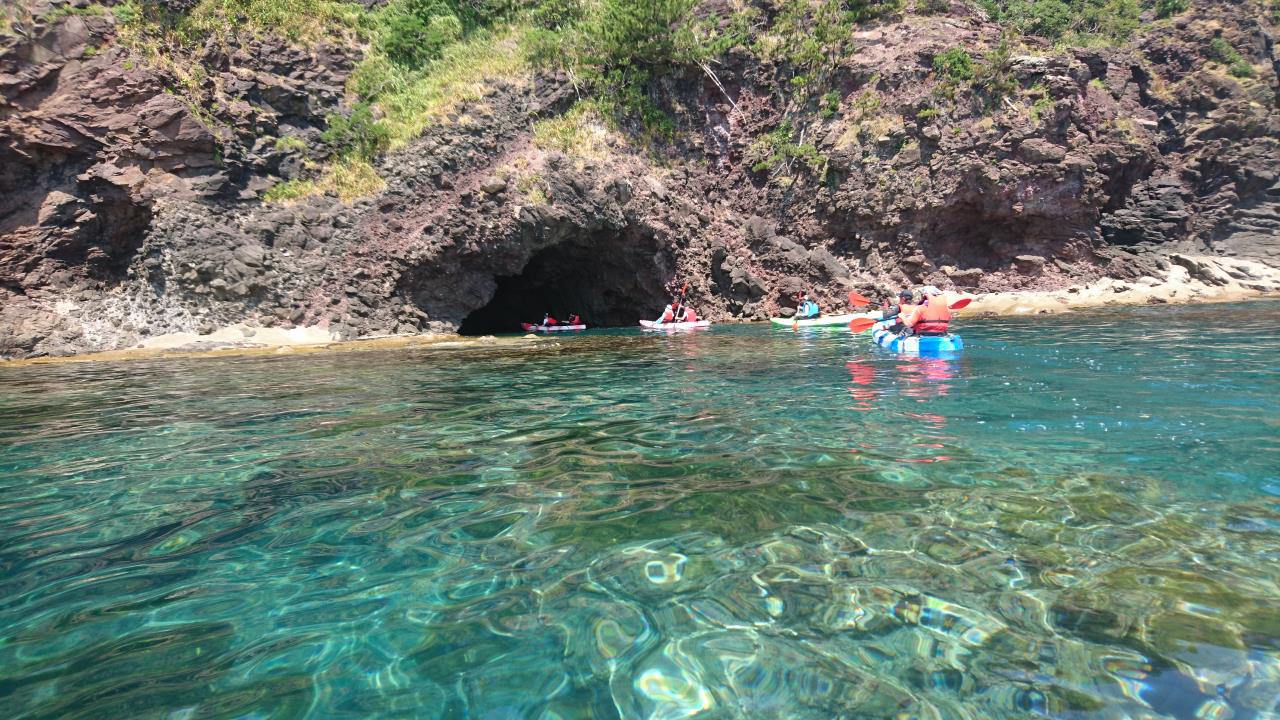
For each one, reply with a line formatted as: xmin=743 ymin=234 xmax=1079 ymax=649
xmin=872 ymin=328 xmax=963 ymax=354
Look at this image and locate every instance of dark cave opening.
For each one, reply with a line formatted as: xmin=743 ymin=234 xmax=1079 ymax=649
xmin=458 ymin=232 xmax=672 ymax=335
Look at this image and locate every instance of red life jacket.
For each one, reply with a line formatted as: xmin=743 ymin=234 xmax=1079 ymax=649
xmin=908 ymin=301 xmax=951 ymax=334
xmin=681 ymin=307 xmax=697 ymax=322
xmin=660 ymin=307 xmax=674 ymax=322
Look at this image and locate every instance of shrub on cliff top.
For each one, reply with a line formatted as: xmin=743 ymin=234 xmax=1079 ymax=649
xmin=528 ymin=0 xmax=583 ymax=29
xmin=322 ymin=102 xmax=391 ymax=160
xmin=379 ymin=3 xmax=463 ymax=67
xmin=524 ymin=0 xmax=699 ymax=132
xmin=980 ymin=0 xmax=1139 ymax=42
xmin=933 ymin=47 xmax=975 ymax=83
xmin=974 ymin=36 xmax=1018 ymax=102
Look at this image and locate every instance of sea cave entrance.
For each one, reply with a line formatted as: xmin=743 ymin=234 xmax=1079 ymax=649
xmin=458 ymin=232 xmax=671 ymax=335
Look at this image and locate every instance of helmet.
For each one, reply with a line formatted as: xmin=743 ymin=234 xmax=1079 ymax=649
xmin=919 ymin=285 xmax=942 ymax=297
xmin=898 ymin=289 xmax=914 ymax=300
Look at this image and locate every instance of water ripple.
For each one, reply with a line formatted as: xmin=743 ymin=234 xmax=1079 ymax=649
xmin=1 ymin=302 xmax=1279 ymax=718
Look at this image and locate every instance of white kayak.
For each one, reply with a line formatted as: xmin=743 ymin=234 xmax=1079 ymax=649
xmin=769 ymin=312 xmax=881 ymax=328
xmin=639 ymin=320 xmax=711 ymax=330
xmin=521 ymin=323 xmax=586 ymax=332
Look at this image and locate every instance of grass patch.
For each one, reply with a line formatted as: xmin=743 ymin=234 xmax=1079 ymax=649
xmin=1027 ymin=83 xmax=1054 ymax=123
xmin=273 ymin=135 xmax=307 ymax=152
xmin=45 ymin=3 xmax=107 ymax=21
xmin=263 ymin=157 xmax=386 ymax=203
xmin=354 ymin=25 xmax=530 ymax=149
xmin=174 ymin=0 xmax=365 ymax=45
xmin=747 ymin=120 xmax=827 ymax=180
xmin=1208 ymin=37 xmax=1254 ymax=78
xmin=1108 ymin=116 xmax=1143 ymax=141
xmin=0 ymin=2 xmax=27 ymax=35
xmin=515 ymin=172 xmax=550 ymax=204
xmin=323 ymin=157 xmax=386 ymax=199
xmin=263 ymin=177 xmax=318 ymax=203
xmin=836 ymin=90 xmax=901 ymax=149
xmin=532 ymin=101 xmax=615 ymax=157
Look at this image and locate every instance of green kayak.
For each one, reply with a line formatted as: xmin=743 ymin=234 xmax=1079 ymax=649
xmin=769 ymin=312 xmax=880 ymax=328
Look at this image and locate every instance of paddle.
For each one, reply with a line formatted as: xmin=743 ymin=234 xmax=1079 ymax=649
xmin=847 ymin=317 xmax=878 ymax=333
xmin=669 ymin=282 xmax=688 ymax=325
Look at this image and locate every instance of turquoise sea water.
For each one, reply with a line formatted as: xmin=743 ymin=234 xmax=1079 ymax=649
xmin=2 ymin=301 xmax=1279 ymax=719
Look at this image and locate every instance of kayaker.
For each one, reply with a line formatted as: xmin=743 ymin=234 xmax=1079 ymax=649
xmin=566 ymin=313 xmax=582 ymax=325
xmin=541 ymin=312 xmax=558 ymax=326
xmin=903 ymin=288 xmax=952 ymax=336
xmin=880 ymin=290 xmax=917 ymax=333
xmin=677 ymin=304 xmax=698 ymax=323
xmin=655 ymin=300 xmax=677 ymax=324
xmin=796 ymin=293 xmax=821 ymax=320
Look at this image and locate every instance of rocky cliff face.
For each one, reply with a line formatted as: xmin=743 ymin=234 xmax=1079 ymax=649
xmin=1 ymin=0 xmax=1277 ymax=357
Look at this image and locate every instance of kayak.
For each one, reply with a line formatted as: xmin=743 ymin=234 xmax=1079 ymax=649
xmin=872 ymin=328 xmax=964 ymax=354
xmin=639 ymin=320 xmax=711 ymax=330
xmin=521 ymin=323 xmax=586 ymax=332
xmin=770 ymin=312 xmax=880 ymax=328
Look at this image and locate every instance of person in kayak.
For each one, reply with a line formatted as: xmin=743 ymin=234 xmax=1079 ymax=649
xmin=566 ymin=313 xmax=582 ymax=325
xmin=677 ymin=304 xmax=698 ymax=323
xmin=796 ymin=293 xmax=821 ymax=320
xmin=879 ymin=290 xmax=917 ymax=333
xmin=903 ymin=288 xmax=952 ymax=336
xmin=655 ymin=300 xmax=677 ymax=324
xmin=541 ymin=312 xmax=558 ymax=326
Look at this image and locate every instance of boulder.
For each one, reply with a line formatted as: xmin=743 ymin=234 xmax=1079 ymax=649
xmin=944 ymin=267 xmax=985 ymax=287
xmin=480 ymin=176 xmax=508 ymax=194
xmin=1014 ymin=255 xmax=1047 ymax=274
xmin=1017 ymin=139 xmax=1067 ymax=164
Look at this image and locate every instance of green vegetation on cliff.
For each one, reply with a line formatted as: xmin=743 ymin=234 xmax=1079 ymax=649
xmin=84 ymin=0 xmax=1269 ymax=199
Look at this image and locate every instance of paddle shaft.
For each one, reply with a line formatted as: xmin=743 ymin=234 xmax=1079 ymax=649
xmin=669 ymin=282 xmax=689 ymax=323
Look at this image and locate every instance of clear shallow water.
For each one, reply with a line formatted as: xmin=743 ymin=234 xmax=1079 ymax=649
xmin=2 ymin=302 xmax=1279 ymax=719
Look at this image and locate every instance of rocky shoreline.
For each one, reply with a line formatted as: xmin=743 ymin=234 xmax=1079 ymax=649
xmin=964 ymin=253 xmax=1280 ymax=315
xmin=5 ymin=261 xmax=1275 ymax=367
xmin=3 ymin=1 xmax=1277 ymax=360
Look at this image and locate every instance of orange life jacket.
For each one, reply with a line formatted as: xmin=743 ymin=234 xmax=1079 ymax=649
xmin=908 ymin=301 xmax=951 ymax=334
xmin=660 ymin=307 xmax=674 ymax=322
xmin=681 ymin=307 xmax=697 ymax=322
